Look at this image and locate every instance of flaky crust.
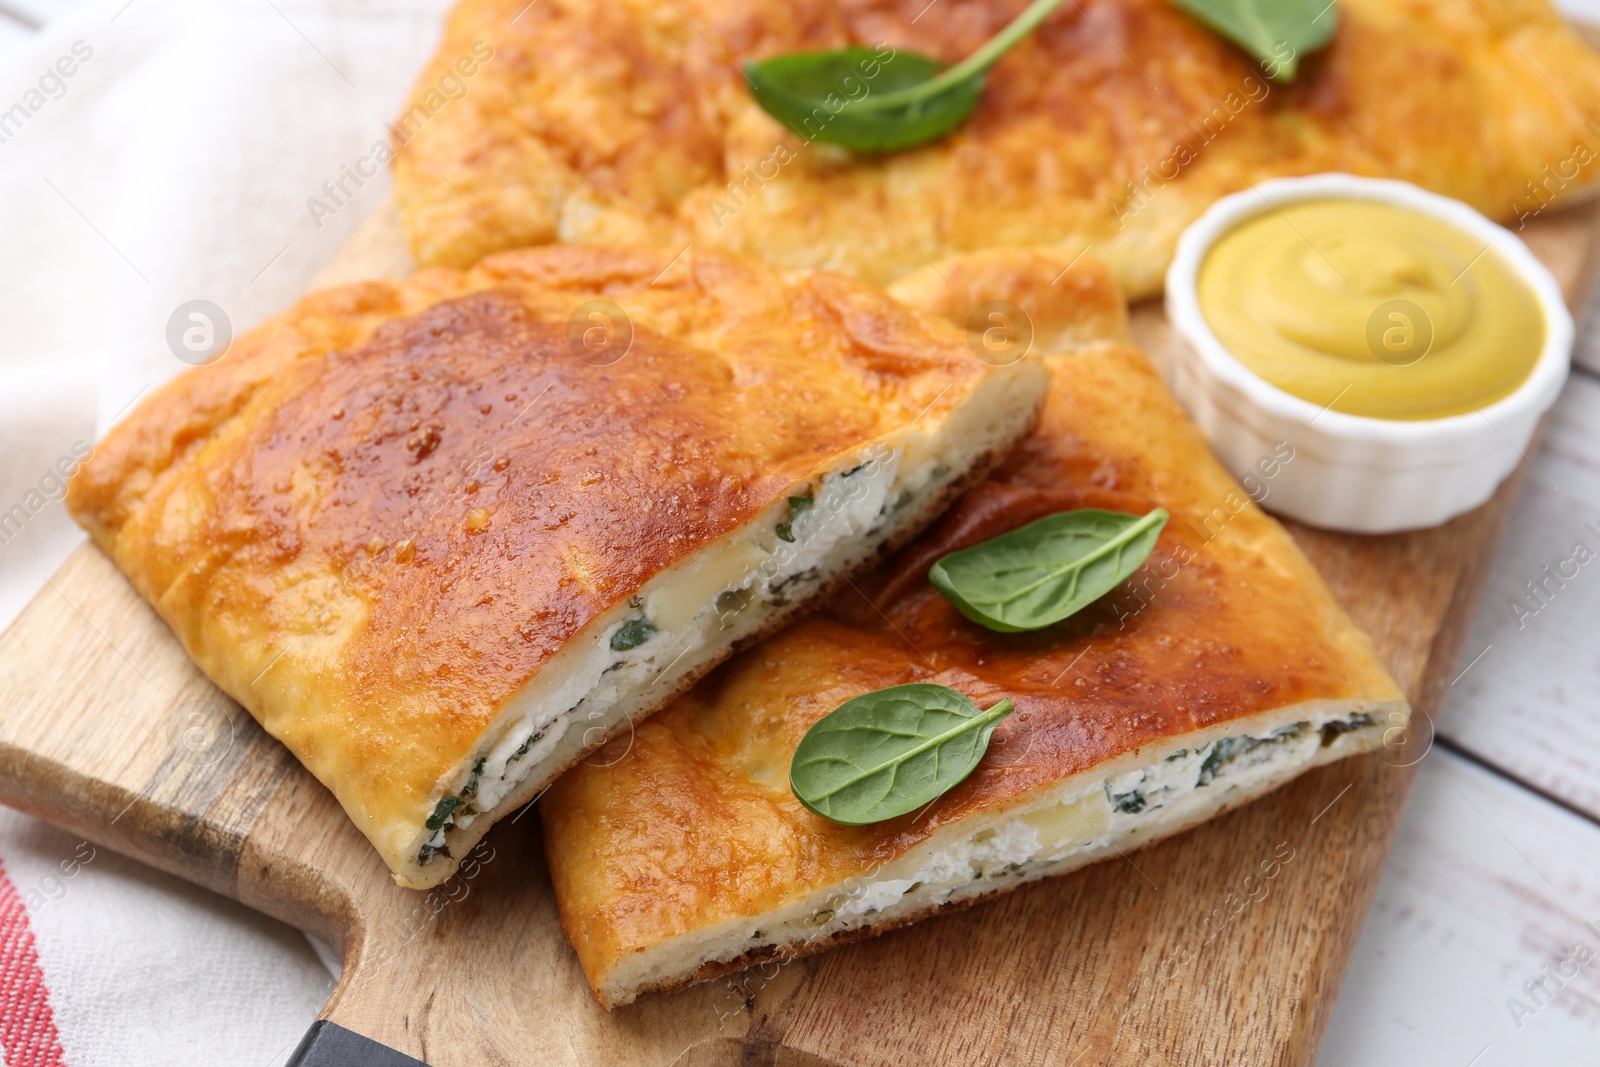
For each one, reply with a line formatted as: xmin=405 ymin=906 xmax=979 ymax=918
xmin=540 ymin=257 xmax=1403 ymax=1004
xmin=393 ymin=0 xmax=1600 ymax=296
xmin=66 ymin=245 xmax=1029 ymax=887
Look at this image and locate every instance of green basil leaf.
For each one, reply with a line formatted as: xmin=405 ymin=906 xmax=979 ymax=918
xmin=745 ymin=0 xmax=1066 ymax=153
xmin=928 ymin=507 xmax=1169 ymax=632
xmin=1168 ymin=0 xmax=1337 ymax=81
xmin=791 ymin=683 xmax=1015 ymax=824
xmin=745 ymin=48 xmax=976 ymax=154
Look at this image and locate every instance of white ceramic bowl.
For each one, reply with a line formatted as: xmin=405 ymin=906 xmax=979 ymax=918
xmin=1165 ymin=173 xmax=1573 ymax=534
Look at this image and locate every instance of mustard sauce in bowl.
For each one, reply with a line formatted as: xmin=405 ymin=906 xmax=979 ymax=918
xmin=1196 ymin=199 xmax=1544 ymax=421
xmin=1165 ymin=174 xmax=1573 ymax=533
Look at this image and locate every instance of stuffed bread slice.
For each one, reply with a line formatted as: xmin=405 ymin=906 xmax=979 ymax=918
xmin=66 ymin=245 xmax=1049 ymax=889
xmin=539 ymin=253 xmax=1407 ymax=1008
xmin=392 ymin=0 xmax=1600 ymax=297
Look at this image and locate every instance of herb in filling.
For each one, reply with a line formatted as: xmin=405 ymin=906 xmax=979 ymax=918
xmin=422 ymin=756 xmax=490 ymax=849
xmin=508 ymin=728 xmax=544 ymax=765
xmin=425 ymin=795 xmax=462 ymax=832
xmin=1198 ymin=736 xmax=1263 ymax=787
xmin=610 ymin=616 xmax=656 ymax=652
xmin=1106 ymin=785 xmax=1147 ymax=814
xmin=716 ymin=588 xmax=753 ymax=619
xmin=776 ymin=494 xmax=814 ymax=543
xmin=771 ymin=567 xmax=819 ymax=596
xmin=463 ymin=757 xmax=486 ymax=798
xmin=1320 ymin=714 xmax=1376 ymax=746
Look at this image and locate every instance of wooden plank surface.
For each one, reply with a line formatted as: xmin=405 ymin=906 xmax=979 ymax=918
xmin=1325 ymin=748 xmax=1600 ymax=1066
xmin=1439 ymin=372 xmax=1600 ymax=822
xmin=1318 ymin=347 xmax=1600 ymax=1063
xmin=0 ymin=198 xmax=1595 ymax=1067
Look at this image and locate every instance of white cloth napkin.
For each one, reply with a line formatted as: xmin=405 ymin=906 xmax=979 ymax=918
xmin=0 ymin=0 xmax=452 ymax=627
xmin=0 ymin=0 xmax=450 ymax=1062
xmin=0 ymin=808 xmax=335 ymax=1067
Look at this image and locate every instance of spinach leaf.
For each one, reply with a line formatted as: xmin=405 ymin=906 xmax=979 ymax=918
xmin=790 ymin=682 xmax=1015 ymax=824
xmin=1168 ymin=0 xmax=1336 ymax=81
xmin=745 ymin=0 xmax=1066 ymax=153
xmin=928 ymin=507 xmax=1169 ymax=632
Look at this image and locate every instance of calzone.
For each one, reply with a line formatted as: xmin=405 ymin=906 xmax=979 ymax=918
xmin=66 ymin=246 xmax=1048 ymax=888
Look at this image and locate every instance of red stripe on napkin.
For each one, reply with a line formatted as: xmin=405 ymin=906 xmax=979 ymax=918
xmin=0 ymin=857 xmax=68 ymax=1067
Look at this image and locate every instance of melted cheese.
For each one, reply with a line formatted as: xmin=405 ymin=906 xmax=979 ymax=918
xmin=647 ymin=540 xmax=770 ymax=633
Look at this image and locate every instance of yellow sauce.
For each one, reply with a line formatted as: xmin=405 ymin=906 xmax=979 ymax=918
xmin=1196 ymin=200 xmax=1544 ymax=420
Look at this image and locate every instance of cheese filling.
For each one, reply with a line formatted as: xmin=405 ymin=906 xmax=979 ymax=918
xmin=414 ymin=446 xmax=938 ymax=866
xmin=775 ymin=711 xmax=1379 ymax=945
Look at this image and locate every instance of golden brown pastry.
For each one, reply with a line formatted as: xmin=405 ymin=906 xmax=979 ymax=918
xmin=66 ymin=245 xmax=1049 ymax=889
xmin=539 ymin=254 xmax=1406 ymax=1008
xmin=392 ymin=0 xmax=1600 ymax=297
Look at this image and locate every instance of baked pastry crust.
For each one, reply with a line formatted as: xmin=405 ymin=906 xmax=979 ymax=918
xmin=540 ymin=254 xmax=1405 ymax=1007
xmin=393 ymin=0 xmax=1600 ymax=296
xmin=67 ymin=245 xmax=1048 ymax=888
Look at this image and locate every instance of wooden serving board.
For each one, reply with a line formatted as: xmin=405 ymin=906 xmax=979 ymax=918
xmin=0 ymin=198 xmax=1597 ymax=1067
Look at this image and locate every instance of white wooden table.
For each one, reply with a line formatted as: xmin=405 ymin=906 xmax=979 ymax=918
xmin=1323 ymin=353 xmax=1600 ymax=1067
xmin=2 ymin=4 xmax=1599 ymax=1064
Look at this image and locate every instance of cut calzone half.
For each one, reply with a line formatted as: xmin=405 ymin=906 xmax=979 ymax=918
xmin=66 ymin=245 xmax=1049 ymax=888
xmin=540 ymin=253 xmax=1407 ymax=1007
